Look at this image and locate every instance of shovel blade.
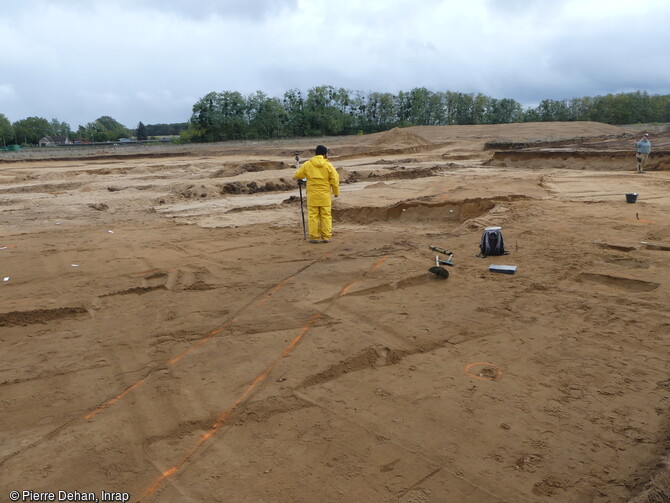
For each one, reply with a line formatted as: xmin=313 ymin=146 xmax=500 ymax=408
xmin=429 ymin=266 xmax=449 ymax=279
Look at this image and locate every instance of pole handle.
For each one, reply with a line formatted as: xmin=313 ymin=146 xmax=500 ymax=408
xmin=429 ymin=245 xmax=453 ymax=255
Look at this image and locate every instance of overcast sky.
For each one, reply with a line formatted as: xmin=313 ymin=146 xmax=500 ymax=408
xmin=2 ymin=0 xmax=669 ymax=129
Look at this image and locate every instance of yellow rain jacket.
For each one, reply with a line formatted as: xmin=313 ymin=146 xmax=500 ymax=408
xmin=294 ymin=155 xmax=339 ymax=206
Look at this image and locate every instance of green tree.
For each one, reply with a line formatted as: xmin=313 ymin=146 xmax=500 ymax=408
xmin=406 ymin=87 xmax=435 ymax=125
xmin=587 ymin=95 xmax=614 ymax=124
xmin=360 ymin=92 xmax=397 ymax=132
xmin=0 ymin=113 xmax=14 ymax=145
xmin=331 ymin=87 xmax=356 ymax=134
xmin=566 ymin=97 xmax=591 ymax=121
xmin=427 ymin=91 xmax=446 ymax=125
xmin=191 ymin=92 xmax=218 ymax=133
xmin=13 ymin=116 xmax=51 ymax=145
xmin=303 ymin=85 xmax=350 ymax=136
xmin=471 ymin=93 xmax=490 ymax=124
xmin=522 ymin=107 xmax=540 ymax=122
xmin=654 ymin=94 xmax=670 ymax=122
xmin=136 ymin=121 xmax=147 ymax=141
xmin=190 ymin=91 xmax=248 ymax=141
xmin=281 ymin=88 xmax=305 ymax=137
xmin=247 ymin=91 xmax=286 ymax=139
xmin=82 ymin=121 xmax=102 ymax=142
xmin=97 ymin=116 xmax=130 ymax=140
xmin=445 ymin=92 xmax=476 ymax=124
xmin=81 ymin=116 xmax=129 ymax=142
xmin=534 ymin=99 xmax=570 ymax=122
xmin=76 ymin=125 xmax=87 ymax=142
xmin=218 ymin=91 xmax=248 ymax=140
xmin=395 ymin=90 xmax=412 ymax=126
xmin=145 ymin=123 xmax=189 ymax=136
xmin=184 ymin=87 xmax=670 ymax=142
xmin=49 ymin=118 xmax=71 ymax=137
xmin=347 ymin=90 xmax=369 ymax=133
xmin=484 ymin=98 xmax=523 ymax=124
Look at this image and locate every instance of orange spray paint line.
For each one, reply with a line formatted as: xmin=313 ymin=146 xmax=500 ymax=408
xmin=370 ymin=256 xmax=388 ymax=272
xmin=282 ymin=313 xmax=321 ymax=356
xmin=137 ymin=312 xmax=323 ymax=501
xmin=87 ymin=320 xmax=236 ymax=421
xmin=84 ymin=378 xmax=146 ymax=421
xmin=167 ymin=319 xmax=236 ymax=365
xmin=167 ymin=329 xmax=220 ymax=366
xmin=137 ymin=467 xmax=178 ymax=503
xmin=255 ymin=277 xmax=293 ymax=307
xmin=340 ymin=281 xmax=357 ymax=296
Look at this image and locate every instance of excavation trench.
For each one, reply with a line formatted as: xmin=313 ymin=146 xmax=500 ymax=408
xmin=334 ymin=198 xmax=496 ymax=224
xmin=485 ymin=149 xmax=670 ymax=171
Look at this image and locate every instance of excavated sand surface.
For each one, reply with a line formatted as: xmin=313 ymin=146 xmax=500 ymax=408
xmin=1 ymin=122 xmax=669 ymax=503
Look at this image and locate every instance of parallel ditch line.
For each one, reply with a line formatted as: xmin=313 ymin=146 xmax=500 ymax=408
xmin=0 ymin=244 xmax=348 ymax=468
xmin=0 ymin=306 xmax=88 ymax=327
xmin=136 ymin=253 xmax=390 ymax=501
xmin=84 ymin=251 xmax=333 ymax=420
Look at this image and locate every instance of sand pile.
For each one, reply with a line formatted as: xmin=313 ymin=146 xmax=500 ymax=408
xmin=2 ymin=122 xmax=669 ymax=503
xmin=211 ymin=161 xmax=290 ymax=178
xmin=372 ymin=127 xmax=434 ymax=148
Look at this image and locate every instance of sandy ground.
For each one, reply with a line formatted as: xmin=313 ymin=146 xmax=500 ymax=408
xmin=1 ymin=122 xmax=669 ymax=503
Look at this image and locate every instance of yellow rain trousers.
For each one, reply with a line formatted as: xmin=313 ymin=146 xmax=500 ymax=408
xmin=294 ymin=155 xmax=340 ymax=240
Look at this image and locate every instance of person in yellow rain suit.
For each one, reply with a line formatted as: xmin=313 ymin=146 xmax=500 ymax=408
xmin=294 ymin=145 xmax=340 ymax=243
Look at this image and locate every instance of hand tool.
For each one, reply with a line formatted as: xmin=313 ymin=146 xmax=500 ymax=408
xmin=429 ymin=245 xmax=454 ymax=265
xmin=429 ymin=255 xmax=449 ymax=279
xmin=429 ymin=245 xmax=453 ymax=255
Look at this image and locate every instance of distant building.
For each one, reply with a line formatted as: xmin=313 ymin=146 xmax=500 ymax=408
xmin=39 ymin=136 xmax=72 ymax=147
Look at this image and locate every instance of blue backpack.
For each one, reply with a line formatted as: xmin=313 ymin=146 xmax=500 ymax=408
xmin=479 ymin=227 xmax=507 ymax=257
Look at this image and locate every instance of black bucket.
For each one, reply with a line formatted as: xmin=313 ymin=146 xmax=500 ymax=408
xmin=625 ymin=193 xmax=638 ymax=203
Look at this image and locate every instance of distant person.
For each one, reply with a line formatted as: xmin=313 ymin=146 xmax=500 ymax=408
xmin=635 ymin=133 xmax=651 ymax=173
xmin=294 ymin=145 xmax=340 ymax=243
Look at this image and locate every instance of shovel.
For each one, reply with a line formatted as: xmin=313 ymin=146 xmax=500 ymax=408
xmin=429 ymin=255 xmax=449 ymax=279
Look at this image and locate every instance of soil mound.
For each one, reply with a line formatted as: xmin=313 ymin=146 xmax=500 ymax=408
xmin=211 ymin=161 xmax=290 ymax=178
xmin=372 ymin=128 xmax=433 ymax=148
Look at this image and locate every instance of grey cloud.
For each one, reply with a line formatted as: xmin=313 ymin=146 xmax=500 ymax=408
xmin=2 ymin=0 xmax=670 ymax=128
xmin=146 ymin=0 xmax=300 ymax=19
xmin=483 ymin=0 xmax=566 ymax=19
xmin=21 ymin=0 xmax=300 ymax=20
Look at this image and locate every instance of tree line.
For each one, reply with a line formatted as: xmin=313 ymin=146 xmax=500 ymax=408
xmin=0 ymin=115 xmax=130 ymax=146
xmin=187 ymin=88 xmax=670 ymax=142
xmin=2 ymin=88 xmax=668 ymax=146
xmin=0 ymin=115 xmax=188 ymax=146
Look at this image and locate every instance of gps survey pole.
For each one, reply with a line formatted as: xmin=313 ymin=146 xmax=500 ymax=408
xmin=294 ymin=152 xmax=307 ymax=240
xmin=298 ymin=179 xmax=307 ymax=240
